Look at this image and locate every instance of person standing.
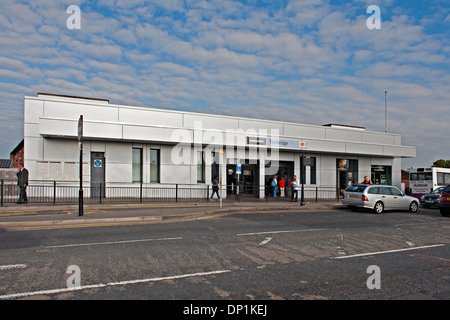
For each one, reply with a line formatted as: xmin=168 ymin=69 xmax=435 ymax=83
xmin=210 ymin=176 xmax=220 ymax=201
xmin=272 ymin=176 xmax=278 ymax=197
xmin=361 ymin=176 xmax=373 ymax=184
xmin=290 ymin=175 xmax=299 ymax=202
xmin=279 ymin=178 xmax=285 ymax=197
xmin=16 ymin=163 xmax=29 ymax=204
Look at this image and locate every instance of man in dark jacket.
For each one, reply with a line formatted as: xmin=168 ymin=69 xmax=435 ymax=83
xmin=16 ymin=163 xmax=29 ymax=204
xmin=210 ymin=176 xmax=220 ymax=201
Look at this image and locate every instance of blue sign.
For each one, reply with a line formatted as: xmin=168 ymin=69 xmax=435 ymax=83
xmin=236 ymin=163 xmax=242 ymax=175
xmin=94 ymin=159 xmax=102 ymax=168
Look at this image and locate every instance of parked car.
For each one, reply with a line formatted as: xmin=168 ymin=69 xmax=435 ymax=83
xmin=342 ymin=184 xmax=419 ymax=214
xmin=438 ymin=185 xmax=450 ymax=217
xmin=420 ymin=186 xmax=445 ymax=208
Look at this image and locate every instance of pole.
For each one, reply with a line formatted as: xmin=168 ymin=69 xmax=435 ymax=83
xmin=385 ymin=90 xmax=387 ymax=133
xmin=219 ymin=150 xmax=224 ymax=208
xmin=78 ymin=115 xmax=83 ymax=216
xmin=300 ymin=154 xmax=305 ymax=206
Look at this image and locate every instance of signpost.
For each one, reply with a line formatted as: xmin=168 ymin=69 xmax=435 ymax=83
xmin=78 ymin=115 xmax=83 ymax=216
xmin=236 ymin=163 xmax=241 ymax=199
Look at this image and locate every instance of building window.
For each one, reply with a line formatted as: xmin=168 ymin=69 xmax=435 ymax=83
xmin=132 ymin=148 xmax=142 ymax=182
xmin=197 ymin=151 xmax=205 ymax=183
xmin=150 ymin=149 xmax=160 ymax=183
xmin=310 ymin=157 xmax=317 ymax=185
xmin=371 ymin=165 xmax=391 ymax=185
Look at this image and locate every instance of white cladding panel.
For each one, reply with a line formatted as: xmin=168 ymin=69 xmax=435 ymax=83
xmin=43 ymin=101 xmax=118 ymax=122
xmin=118 ymin=107 xmax=183 ymax=127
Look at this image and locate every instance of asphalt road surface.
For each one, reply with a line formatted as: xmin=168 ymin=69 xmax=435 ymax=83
xmin=0 ymin=206 xmax=449 ymax=306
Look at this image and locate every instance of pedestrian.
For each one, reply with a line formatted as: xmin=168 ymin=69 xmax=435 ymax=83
xmin=279 ymin=178 xmax=285 ymax=197
xmin=16 ymin=162 xmax=29 ymax=204
xmin=361 ymin=176 xmax=373 ymax=184
xmin=210 ymin=176 xmax=220 ymax=201
xmin=290 ymin=175 xmax=299 ymax=202
xmin=271 ymin=176 xmax=277 ymax=197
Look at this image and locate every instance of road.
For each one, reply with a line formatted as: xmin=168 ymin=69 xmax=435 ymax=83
xmin=0 ymin=206 xmax=449 ymax=306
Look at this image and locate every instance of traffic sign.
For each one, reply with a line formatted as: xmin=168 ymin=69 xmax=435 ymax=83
xmin=236 ymin=163 xmax=242 ymax=175
xmin=78 ymin=115 xmax=83 ymax=142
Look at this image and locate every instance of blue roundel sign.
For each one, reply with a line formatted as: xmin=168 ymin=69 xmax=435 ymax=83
xmin=94 ymin=159 xmax=102 ymax=168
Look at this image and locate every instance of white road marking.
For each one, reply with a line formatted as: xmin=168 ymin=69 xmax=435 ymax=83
xmin=0 ymin=269 xmax=232 ymax=300
xmin=236 ymin=228 xmax=327 ymax=236
xmin=406 ymin=241 xmax=415 ymax=247
xmin=44 ymin=237 xmax=183 ymax=249
xmin=0 ymin=264 xmax=27 ymax=271
xmin=259 ymin=237 xmax=272 ymax=246
xmin=331 ymin=244 xmax=445 ymax=260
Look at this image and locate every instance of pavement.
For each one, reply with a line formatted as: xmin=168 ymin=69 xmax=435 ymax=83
xmin=0 ymin=198 xmax=343 ymax=230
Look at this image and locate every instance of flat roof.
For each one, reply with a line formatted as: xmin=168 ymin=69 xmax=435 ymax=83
xmin=37 ymin=92 xmax=109 ymax=103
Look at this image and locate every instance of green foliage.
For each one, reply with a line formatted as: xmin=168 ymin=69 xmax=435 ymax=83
xmin=433 ymin=159 xmax=450 ymax=168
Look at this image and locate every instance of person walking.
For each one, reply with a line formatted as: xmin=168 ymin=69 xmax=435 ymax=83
xmin=210 ymin=176 xmax=220 ymax=201
xmin=290 ymin=175 xmax=299 ymax=202
xmin=16 ymin=163 xmax=29 ymax=204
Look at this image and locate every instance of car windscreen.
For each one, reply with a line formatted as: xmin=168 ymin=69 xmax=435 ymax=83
xmin=344 ymin=185 xmax=367 ymax=193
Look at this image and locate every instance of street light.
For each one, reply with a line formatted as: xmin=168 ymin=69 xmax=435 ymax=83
xmin=219 ymin=150 xmax=224 ymax=208
xmin=385 ymin=90 xmax=387 ymax=133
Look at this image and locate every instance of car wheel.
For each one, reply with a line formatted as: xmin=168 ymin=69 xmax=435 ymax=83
xmin=440 ymin=209 xmax=450 ymax=217
xmin=409 ymin=201 xmax=418 ymax=213
xmin=374 ymin=201 xmax=384 ymax=214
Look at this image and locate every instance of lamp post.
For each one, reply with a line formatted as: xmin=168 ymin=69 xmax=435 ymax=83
xmin=385 ymin=90 xmax=387 ymax=133
xmin=78 ymin=115 xmax=83 ymax=216
xmin=219 ymin=149 xmax=224 ymax=208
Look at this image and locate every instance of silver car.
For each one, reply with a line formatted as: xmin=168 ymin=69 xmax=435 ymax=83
xmin=342 ymin=184 xmax=419 ymax=214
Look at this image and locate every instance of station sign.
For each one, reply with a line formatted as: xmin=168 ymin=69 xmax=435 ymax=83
xmin=247 ymin=136 xmax=307 ymax=149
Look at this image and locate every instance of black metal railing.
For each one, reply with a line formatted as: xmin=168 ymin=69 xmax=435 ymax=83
xmin=0 ymin=179 xmax=338 ymax=206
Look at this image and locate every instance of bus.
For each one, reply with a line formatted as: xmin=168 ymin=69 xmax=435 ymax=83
xmin=409 ymin=167 xmax=450 ymax=199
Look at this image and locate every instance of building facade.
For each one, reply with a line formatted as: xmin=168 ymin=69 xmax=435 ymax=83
xmin=23 ymin=93 xmax=416 ymax=199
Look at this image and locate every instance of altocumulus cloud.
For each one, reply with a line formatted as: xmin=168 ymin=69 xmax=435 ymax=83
xmin=0 ymin=0 xmax=448 ymax=168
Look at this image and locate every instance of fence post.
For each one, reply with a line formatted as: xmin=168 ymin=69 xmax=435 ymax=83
xmin=139 ymin=181 xmax=143 ymax=203
xmin=316 ymin=187 xmax=318 ymax=202
xmin=206 ymin=185 xmax=209 ymax=202
xmin=53 ymin=181 xmax=56 ymax=205
xmin=175 ymin=184 xmax=178 ymax=203
xmin=99 ymin=182 xmax=102 ymax=204
xmin=1 ymin=179 xmax=3 ymax=207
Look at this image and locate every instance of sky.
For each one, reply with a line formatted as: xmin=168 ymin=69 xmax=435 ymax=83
xmin=0 ymin=0 xmax=449 ymax=169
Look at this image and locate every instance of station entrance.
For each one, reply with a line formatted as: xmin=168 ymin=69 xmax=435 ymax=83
xmin=226 ymin=160 xmax=260 ymax=198
xmin=336 ymin=159 xmax=358 ymax=198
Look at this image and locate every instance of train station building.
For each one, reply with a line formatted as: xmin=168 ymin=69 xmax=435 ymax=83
xmin=23 ymin=93 xmax=416 ymax=199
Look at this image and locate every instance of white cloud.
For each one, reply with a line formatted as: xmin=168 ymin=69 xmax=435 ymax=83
xmin=0 ymin=0 xmax=448 ymax=168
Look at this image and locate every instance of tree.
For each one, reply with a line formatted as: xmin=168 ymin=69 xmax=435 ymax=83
xmin=433 ymin=159 xmax=450 ymax=168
